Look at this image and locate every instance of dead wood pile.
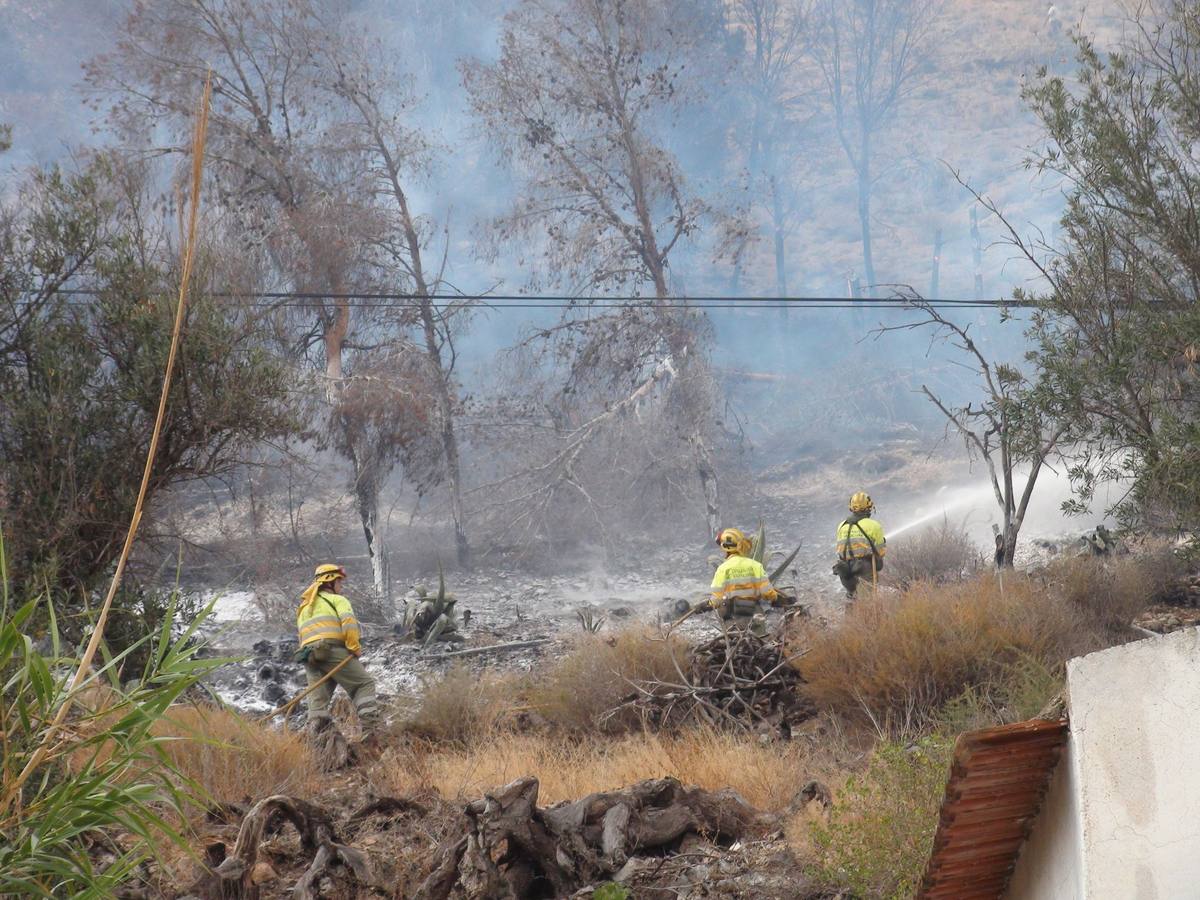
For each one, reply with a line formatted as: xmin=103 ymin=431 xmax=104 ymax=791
xmin=184 ymin=794 xmax=438 ymax=899
xmin=414 ymin=776 xmax=770 ymax=899
xmin=189 ymin=795 xmax=372 ymax=899
xmin=608 ymin=626 xmax=814 ymax=739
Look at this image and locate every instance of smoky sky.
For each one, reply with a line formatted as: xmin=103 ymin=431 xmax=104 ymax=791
xmin=0 ymin=0 xmax=1127 ymax=407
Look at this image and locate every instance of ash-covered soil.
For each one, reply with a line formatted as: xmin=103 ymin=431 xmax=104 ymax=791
xmin=199 ymin=552 xmax=833 ymax=717
xmin=193 ymin=437 xmax=1109 ymax=717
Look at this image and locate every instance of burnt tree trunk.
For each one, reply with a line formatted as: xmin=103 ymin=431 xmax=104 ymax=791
xmin=414 ymin=776 xmax=766 ymax=900
xmin=625 ymin=102 xmax=722 ymax=539
xmin=208 ymin=795 xmax=370 ymax=900
xmin=770 ymin=171 xmax=789 ymax=308
xmin=417 ymin=296 xmax=470 ymax=568
xmin=856 ymin=154 xmax=876 ymax=290
xmin=365 ymin=108 xmax=472 ymax=569
xmin=355 ymin=469 xmax=387 ymax=602
xmin=930 ymin=226 xmax=943 ymax=298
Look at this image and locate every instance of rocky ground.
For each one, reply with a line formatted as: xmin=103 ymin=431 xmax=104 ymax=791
xmin=1134 ymin=574 xmax=1200 ymax=634
xmin=199 ymin=560 xmax=724 ymax=716
xmin=199 ymin=559 xmax=830 ymax=719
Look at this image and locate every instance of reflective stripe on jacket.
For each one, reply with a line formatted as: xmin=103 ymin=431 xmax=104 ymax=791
xmin=710 ymin=555 xmax=778 ymax=606
xmin=297 ymin=591 xmax=361 ymax=654
xmin=836 ymin=517 xmax=886 ymax=561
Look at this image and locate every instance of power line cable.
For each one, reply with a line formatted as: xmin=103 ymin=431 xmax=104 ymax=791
xmin=25 ymin=287 xmax=1036 ymax=311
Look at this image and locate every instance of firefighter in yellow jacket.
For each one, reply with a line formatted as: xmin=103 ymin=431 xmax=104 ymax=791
xmin=835 ymin=492 xmax=886 ymax=598
xmin=295 ymin=563 xmax=377 ymax=732
xmin=709 ymin=528 xmax=779 ymax=619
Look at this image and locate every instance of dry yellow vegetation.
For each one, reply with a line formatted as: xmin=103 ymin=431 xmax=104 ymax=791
xmin=150 ymin=705 xmax=319 ymax=804
xmin=798 ymin=572 xmax=1073 ymax=728
xmin=372 ymin=728 xmax=833 ymax=811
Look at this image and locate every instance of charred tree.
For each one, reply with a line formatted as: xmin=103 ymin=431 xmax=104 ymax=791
xmin=89 ymin=0 xmax=464 ymax=590
xmin=878 ymin=293 xmax=1070 ymax=565
xmin=731 ymin=0 xmax=813 ymax=311
xmin=323 ymin=41 xmax=474 ymax=566
xmin=810 ymin=0 xmax=941 ymax=290
xmin=463 ymin=0 xmax=736 ymax=540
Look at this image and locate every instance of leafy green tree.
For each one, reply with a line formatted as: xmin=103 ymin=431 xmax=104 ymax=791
xmin=0 ymin=156 xmax=296 ymax=603
xmin=1009 ymin=8 xmax=1200 ymax=529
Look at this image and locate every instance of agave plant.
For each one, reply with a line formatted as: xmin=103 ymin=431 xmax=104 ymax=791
xmin=575 ymin=607 xmax=606 ymax=634
xmin=749 ymin=522 xmax=803 ymax=584
xmin=0 ymin=542 xmax=224 ymax=897
xmin=422 ymin=565 xmax=445 ymax=646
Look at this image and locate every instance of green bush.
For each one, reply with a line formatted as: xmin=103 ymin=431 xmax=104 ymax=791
xmin=937 ymin=653 xmax=1063 ymax=735
xmin=0 ymin=572 xmax=223 ymax=897
xmin=808 ymin=737 xmax=953 ymax=900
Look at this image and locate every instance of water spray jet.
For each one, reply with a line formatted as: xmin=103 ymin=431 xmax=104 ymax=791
xmin=888 ymin=482 xmax=998 ymax=539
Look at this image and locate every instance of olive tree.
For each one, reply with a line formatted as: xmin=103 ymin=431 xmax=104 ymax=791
xmin=1003 ymin=4 xmax=1200 ymax=528
xmin=0 ymin=156 xmax=296 ymax=599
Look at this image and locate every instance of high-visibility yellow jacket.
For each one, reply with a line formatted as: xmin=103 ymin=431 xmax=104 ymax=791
xmin=297 ymin=591 xmax=361 ymax=655
xmin=837 ymin=516 xmax=886 ymax=561
xmin=710 ymin=554 xmax=778 ymax=607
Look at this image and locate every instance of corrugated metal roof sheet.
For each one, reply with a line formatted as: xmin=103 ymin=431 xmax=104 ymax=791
xmin=917 ymin=718 xmax=1069 ymax=900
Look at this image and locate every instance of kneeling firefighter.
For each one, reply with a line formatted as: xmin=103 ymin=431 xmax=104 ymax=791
xmin=834 ymin=492 xmax=886 ymax=598
xmin=295 ymin=564 xmax=378 ymax=733
xmin=709 ymin=528 xmax=779 ymax=619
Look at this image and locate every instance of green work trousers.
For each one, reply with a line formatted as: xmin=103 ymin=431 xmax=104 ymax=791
xmin=304 ymin=642 xmax=377 ymax=731
xmin=839 ymin=557 xmax=879 ymax=597
xmin=717 ymin=597 xmax=763 ymax=620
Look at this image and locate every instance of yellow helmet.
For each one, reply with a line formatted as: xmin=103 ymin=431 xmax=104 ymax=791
xmin=849 ymin=492 xmax=874 ymax=514
xmin=717 ymin=527 xmax=750 ymax=555
xmin=313 ymin=563 xmax=346 ymax=583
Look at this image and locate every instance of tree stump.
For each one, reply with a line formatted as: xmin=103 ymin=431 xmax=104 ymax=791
xmin=206 ymin=795 xmax=370 ymax=900
xmin=414 ymin=776 xmax=767 ymax=899
xmin=307 ymin=716 xmax=356 ymax=771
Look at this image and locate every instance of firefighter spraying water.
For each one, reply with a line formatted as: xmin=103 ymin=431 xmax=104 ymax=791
xmin=833 ymin=492 xmax=887 ymax=599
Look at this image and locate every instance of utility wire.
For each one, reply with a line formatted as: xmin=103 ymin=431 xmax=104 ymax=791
xmin=26 ymin=287 xmax=1035 ymax=310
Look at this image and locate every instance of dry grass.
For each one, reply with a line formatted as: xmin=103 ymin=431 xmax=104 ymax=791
xmin=371 ymin=728 xmax=829 ymax=812
xmin=797 ymin=573 xmax=1083 ymax=730
xmin=528 ymin=628 xmax=688 ymax=733
xmin=1043 ymin=545 xmax=1186 ymax=634
xmin=152 ymin=705 xmax=318 ymax=805
xmin=884 ymin=517 xmax=983 ymax=587
xmin=403 ymin=665 xmax=518 ymax=745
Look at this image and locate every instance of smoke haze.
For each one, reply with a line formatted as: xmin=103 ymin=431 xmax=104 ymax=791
xmin=0 ymin=0 xmax=1135 ymax=583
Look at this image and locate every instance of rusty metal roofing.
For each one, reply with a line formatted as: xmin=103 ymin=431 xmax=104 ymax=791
xmin=917 ymin=717 xmax=1069 ymax=900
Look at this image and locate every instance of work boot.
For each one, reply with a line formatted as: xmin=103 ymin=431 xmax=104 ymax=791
xmin=357 ymin=728 xmax=385 ymax=760
xmin=306 ymin=714 xmax=335 ymax=737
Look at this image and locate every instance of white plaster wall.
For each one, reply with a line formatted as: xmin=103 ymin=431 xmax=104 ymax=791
xmin=1007 ymin=739 xmax=1083 ymax=899
xmin=1068 ymin=627 xmax=1200 ymax=899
